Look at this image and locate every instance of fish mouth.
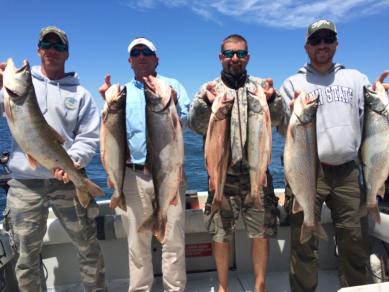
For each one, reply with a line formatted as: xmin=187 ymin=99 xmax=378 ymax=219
xmin=3 ymin=59 xmax=30 ymax=99
xmin=16 ymin=60 xmax=29 ymax=73
xmin=4 ymin=87 xmax=22 ymax=99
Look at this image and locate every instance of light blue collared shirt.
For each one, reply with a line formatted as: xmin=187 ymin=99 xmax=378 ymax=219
xmin=125 ymin=74 xmax=190 ymax=164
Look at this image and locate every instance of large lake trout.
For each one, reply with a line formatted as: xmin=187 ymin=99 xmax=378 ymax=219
xmin=361 ymin=78 xmax=389 ymax=223
xmin=138 ymin=76 xmax=184 ymax=244
xmin=204 ymin=91 xmax=233 ymax=214
xmin=100 ymin=84 xmax=127 ymax=210
xmin=247 ymin=85 xmax=272 ymax=210
xmin=2 ymin=59 xmax=104 ymax=207
xmin=284 ymin=92 xmax=327 ymax=244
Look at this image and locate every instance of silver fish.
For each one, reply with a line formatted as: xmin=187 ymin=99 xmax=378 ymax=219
xmin=2 ymin=59 xmax=104 ymax=208
xmin=361 ymin=81 xmax=389 ymax=223
xmin=100 ymin=84 xmax=128 ymax=210
xmin=204 ymin=92 xmax=233 ymax=214
xmin=247 ymin=85 xmax=272 ymax=210
xmin=138 ymin=76 xmax=184 ymax=244
xmin=284 ymin=92 xmax=327 ymax=244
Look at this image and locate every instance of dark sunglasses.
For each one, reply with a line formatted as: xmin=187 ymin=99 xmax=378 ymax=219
xmin=130 ymin=48 xmax=156 ymax=57
xmin=38 ymin=41 xmax=68 ymax=52
xmin=308 ymin=35 xmax=337 ymax=46
xmin=222 ymin=50 xmax=248 ymax=59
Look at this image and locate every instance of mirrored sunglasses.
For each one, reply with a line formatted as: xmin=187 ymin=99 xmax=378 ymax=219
xmin=222 ymin=50 xmax=248 ymax=59
xmin=130 ymin=48 xmax=156 ymax=57
xmin=38 ymin=41 xmax=68 ymax=52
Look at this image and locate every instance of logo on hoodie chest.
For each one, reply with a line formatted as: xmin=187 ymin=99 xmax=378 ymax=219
xmin=308 ymin=85 xmax=353 ymax=106
xmin=64 ymin=97 xmax=78 ymax=110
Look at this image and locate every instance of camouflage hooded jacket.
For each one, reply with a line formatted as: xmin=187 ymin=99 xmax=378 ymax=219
xmin=188 ymin=75 xmax=290 ymax=165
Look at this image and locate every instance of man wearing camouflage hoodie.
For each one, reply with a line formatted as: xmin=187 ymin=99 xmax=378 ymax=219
xmin=189 ymin=34 xmax=289 ymax=292
xmin=280 ymin=19 xmax=370 ymax=291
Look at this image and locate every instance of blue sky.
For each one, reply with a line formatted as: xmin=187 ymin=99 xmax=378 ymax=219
xmin=2 ymin=0 xmax=389 ymax=109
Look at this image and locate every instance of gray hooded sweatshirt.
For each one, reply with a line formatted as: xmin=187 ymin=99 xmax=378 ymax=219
xmin=0 ymin=65 xmax=100 ymax=179
xmin=280 ymin=63 xmax=370 ymax=165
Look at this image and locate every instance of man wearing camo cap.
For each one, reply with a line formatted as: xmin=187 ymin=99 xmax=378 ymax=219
xmin=0 ymin=26 xmax=106 ymax=291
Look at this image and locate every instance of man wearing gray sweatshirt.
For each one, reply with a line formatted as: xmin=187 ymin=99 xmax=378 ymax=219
xmin=0 ymin=26 xmax=105 ymax=291
xmin=280 ymin=20 xmax=369 ymax=291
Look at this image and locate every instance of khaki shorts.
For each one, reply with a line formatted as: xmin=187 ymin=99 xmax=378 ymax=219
xmin=204 ymin=170 xmax=279 ymax=243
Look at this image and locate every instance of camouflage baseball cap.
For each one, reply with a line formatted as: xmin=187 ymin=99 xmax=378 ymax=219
xmin=39 ymin=26 xmax=69 ymax=46
xmin=306 ymin=19 xmax=337 ymax=39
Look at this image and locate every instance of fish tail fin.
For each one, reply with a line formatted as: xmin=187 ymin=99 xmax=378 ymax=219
xmin=76 ymin=178 xmax=105 ymax=208
xmin=314 ymin=222 xmax=328 ymax=241
xmin=368 ymin=206 xmax=381 ymax=224
xmin=300 ymin=223 xmax=314 ymax=244
xmin=155 ymin=213 xmax=168 ymax=244
xmin=300 ymin=222 xmax=327 ymax=244
xmin=292 ymin=199 xmax=303 ymax=214
xmin=138 ymin=215 xmax=154 ymax=233
xmin=84 ymin=178 xmax=105 ymax=197
xmin=137 ymin=211 xmax=168 ymax=244
xmin=75 ymin=188 xmax=91 ymax=208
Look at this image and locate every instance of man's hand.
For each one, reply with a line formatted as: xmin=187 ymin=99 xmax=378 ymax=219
xmin=0 ymin=62 xmax=6 ymax=89
xmin=98 ymin=74 xmax=111 ymax=100
xmin=263 ymin=78 xmax=276 ymax=101
xmin=52 ymin=162 xmax=81 ymax=183
xmin=143 ymin=75 xmax=173 ymax=106
xmin=373 ymin=70 xmax=389 ymax=91
xmin=288 ymin=90 xmax=301 ymax=111
xmin=204 ymin=83 xmax=217 ymax=104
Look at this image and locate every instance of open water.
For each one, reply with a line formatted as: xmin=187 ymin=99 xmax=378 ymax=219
xmin=0 ymin=117 xmax=285 ymax=218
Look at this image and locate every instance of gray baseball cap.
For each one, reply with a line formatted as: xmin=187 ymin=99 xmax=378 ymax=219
xmin=39 ymin=26 xmax=69 ymax=46
xmin=306 ymin=19 xmax=337 ymax=39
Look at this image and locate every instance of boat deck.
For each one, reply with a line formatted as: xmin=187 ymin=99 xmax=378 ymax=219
xmin=47 ymin=270 xmax=340 ymax=292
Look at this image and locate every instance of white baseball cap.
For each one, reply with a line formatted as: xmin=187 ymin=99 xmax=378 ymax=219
xmin=127 ymin=37 xmax=157 ymax=54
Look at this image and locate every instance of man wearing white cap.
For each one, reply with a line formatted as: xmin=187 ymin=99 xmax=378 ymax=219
xmin=99 ymin=37 xmax=190 ymax=291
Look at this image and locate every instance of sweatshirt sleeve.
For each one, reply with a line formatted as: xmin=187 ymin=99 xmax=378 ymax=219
xmin=67 ymin=90 xmax=100 ymax=168
xmin=188 ymin=83 xmax=212 ymax=136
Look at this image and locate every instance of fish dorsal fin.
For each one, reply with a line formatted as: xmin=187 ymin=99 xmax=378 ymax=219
xmin=292 ymin=198 xmax=303 ymax=214
xmin=48 ymin=125 xmax=65 ymax=144
xmin=26 ymin=154 xmax=39 ymax=169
